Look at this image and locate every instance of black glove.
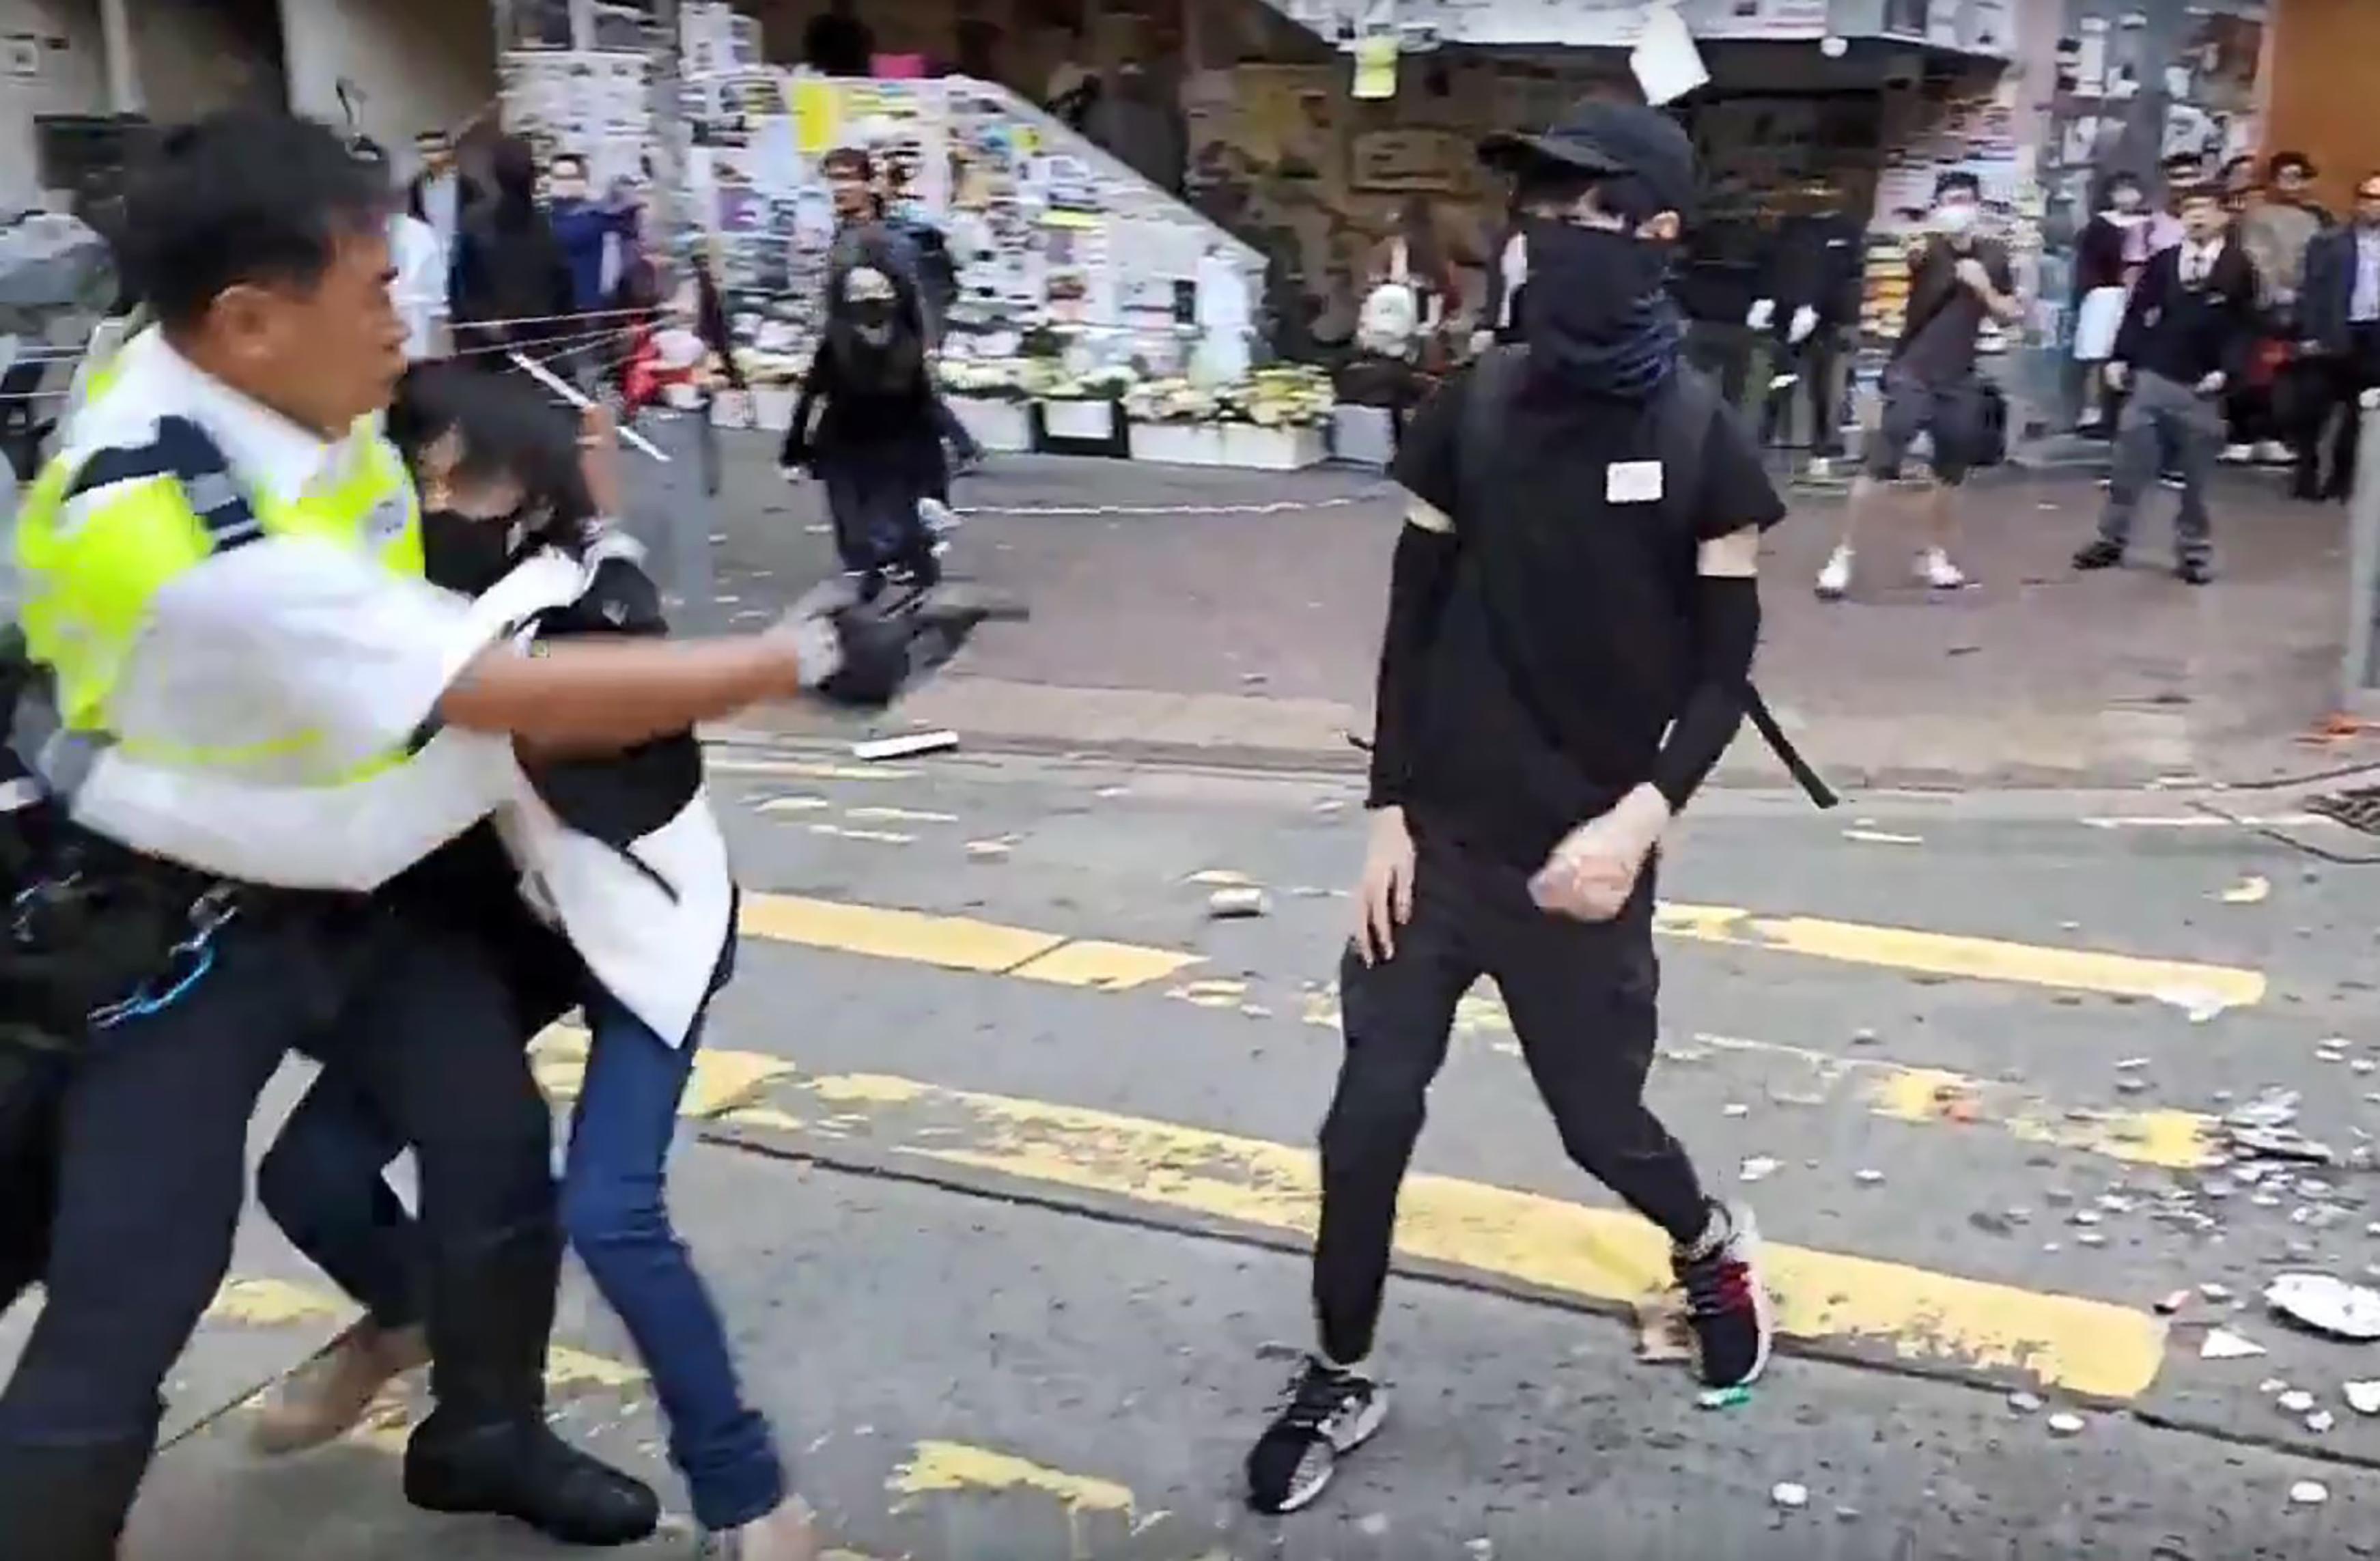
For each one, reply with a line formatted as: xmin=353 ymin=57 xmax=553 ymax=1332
xmin=806 ymin=602 xmax=917 ymax=710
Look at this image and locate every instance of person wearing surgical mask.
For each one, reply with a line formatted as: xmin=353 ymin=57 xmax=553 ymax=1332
xmin=781 ymin=239 xmax=948 ymax=600
xmin=1815 ymin=170 xmax=2020 ymax=601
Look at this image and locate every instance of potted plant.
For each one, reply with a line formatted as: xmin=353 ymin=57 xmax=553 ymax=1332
xmin=1124 ymin=377 xmax=1228 ymax=466
xmin=1220 ymin=366 xmax=1332 ymax=470
xmin=937 ymin=357 xmax=1034 ymax=453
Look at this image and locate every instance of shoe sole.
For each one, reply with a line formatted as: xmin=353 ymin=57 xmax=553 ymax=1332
xmin=1813 ymin=582 xmax=1847 ymax=602
xmin=1263 ymin=1391 xmax=1390 ymax=1515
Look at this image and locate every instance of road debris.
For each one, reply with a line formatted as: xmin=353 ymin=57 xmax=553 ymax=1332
xmin=852 ymin=731 xmax=958 ymax=761
xmin=2155 ymin=1289 xmax=2191 ymax=1316
xmin=2153 ymin=985 xmax=2232 ymax=1024
xmin=1206 ymin=888 xmax=1271 ymax=920
xmin=1739 ymin=1156 xmax=1779 ymax=1184
xmin=2308 ymin=1410 xmax=2336 ymax=1433
xmin=2267 ymin=1273 xmax=2380 ymax=1340
xmin=2199 ymin=1328 xmax=2266 ymax=1360
xmin=1722 ymin=1102 xmax=1750 ymax=1118
xmin=2218 ymin=875 xmax=2271 ymax=905
xmin=2346 ymin=1381 xmax=2380 ymax=1416
xmin=2046 ymin=1411 xmax=2086 ymax=1437
xmin=1697 ymin=1386 xmax=1752 ymax=1410
xmin=1186 ymin=869 xmax=1258 ymax=888
xmin=2224 ymin=1091 xmax=2337 ymax=1165
xmin=2278 ymin=1390 xmax=2316 ymax=1414
xmin=1854 ymin=1168 xmax=1885 ymax=1185
xmin=1842 ymin=828 xmax=1924 ymax=845
xmin=1850 ymin=1026 xmax=1879 ymax=1046
xmin=1771 ymin=1482 xmax=1809 ymax=1510
xmin=2289 ymin=1480 xmax=2329 ymax=1506
xmin=2007 ymin=1391 xmax=2043 ymax=1414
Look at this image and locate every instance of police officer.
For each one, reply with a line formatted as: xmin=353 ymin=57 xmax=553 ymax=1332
xmin=0 ymin=111 xmax=922 ymax=1557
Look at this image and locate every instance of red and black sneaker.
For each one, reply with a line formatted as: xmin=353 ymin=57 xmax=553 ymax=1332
xmin=1673 ymin=1201 xmax=1774 ymax=1389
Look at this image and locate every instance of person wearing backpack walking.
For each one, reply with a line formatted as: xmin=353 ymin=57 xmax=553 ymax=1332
xmin=1242 ymin=100 xmax=1804 ymax=1518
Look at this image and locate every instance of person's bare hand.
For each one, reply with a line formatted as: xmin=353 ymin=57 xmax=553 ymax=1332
xmin=1354 ymin=806 xmax=1417 ymax=965
xmin=2196 ymin=370 xmax=2226 ymax=395
xmin=1954 ymin=257 xmax=1994 ymax=296
xmin=2104 ymin=361 xmax=2130 ymax=391
xmin=577 ymin=404 xmax=623 ymax=518
xmin=1530 ymin=787 xmax=1671 ymax=923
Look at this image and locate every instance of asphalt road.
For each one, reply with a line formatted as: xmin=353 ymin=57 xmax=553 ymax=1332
xmin=0 ymin=744 xmax=2351 ymax=1558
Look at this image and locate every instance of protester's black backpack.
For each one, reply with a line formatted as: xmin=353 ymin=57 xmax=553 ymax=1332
xmin=1457 ymin=346 xmax=1837 ymax=808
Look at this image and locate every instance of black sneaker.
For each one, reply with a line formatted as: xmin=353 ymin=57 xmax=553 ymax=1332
xmin=2072 ymin=538 xmax=2124 ymax=571
xmin=1674 ymin=1203 xmax=1773 ymax=1390
xmin=1244 ymin=1355 xmax=1386 ymax=1515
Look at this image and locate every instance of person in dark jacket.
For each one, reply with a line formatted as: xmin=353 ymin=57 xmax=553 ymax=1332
xmin=1748 ymin=173 xmax=1864 ymax=457
xmin=2071 ymin=171 xmax=2154 ymax=435
xmin=2073 ymin=184 xmax=2259 ymax=582
xmin=451 ymin=135 xmax=576 ymax=373
xmin=804 ymin=0 xmax=873 ymax=76
xmin=2291 ymin=171 xmax=2380 ymax=501
xmin=782 ymin=229 xmax=948 ymax=598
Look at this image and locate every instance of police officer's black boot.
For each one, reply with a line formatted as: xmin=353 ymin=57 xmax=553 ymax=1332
xmin=402 ymin=1217 xmax=660 ymax=1545
xmin=0 ymin=1435 xmax=153 ymax=1561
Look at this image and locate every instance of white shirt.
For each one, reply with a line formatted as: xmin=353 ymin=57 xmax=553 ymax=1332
xmin=389 ymin=212 xmax=447 ymax=361
xmin=417 ymin=171 xmax=462 ymax=266
xmin=2179 ymin=237 xmax=2223 ymax=287
xmin=2353 ymin=228 xmax=2380 ymax=324
xmin=37 ymin=331 xmax=544 ymax=890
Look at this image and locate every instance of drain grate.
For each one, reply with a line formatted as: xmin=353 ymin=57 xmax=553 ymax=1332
xmin=2308 ymin=785 xmax=2380 ymax=836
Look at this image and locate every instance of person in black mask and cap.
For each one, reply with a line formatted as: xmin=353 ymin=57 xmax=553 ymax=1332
xmin=1243 ymin=100 xmax=1786 ymax=1517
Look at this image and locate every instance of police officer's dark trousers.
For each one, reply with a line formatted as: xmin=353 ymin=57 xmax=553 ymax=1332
xmin=0 ymin=902 xmax=568 ymax=1559
xmin=1312 ymin=827 xmax=1711 ymax=1366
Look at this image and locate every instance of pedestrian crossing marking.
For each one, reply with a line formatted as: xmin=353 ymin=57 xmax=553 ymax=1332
xmin=733 ymin=889 xmax=2265 ymax=1009
xmin=1654 ymin=901 xmax=2265 ymax=1009
xmin=712 ymin=1071 xmax=2170 ymax=1401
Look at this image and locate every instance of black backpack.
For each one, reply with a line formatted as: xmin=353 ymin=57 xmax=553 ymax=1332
xmin=1457 ymin=346 xmax=1836 ymax=808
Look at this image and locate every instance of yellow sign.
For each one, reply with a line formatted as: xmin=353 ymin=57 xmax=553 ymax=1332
xmin=1352 ymin=35 xmax=1398 ymax=102
xmin=789 ymin=76 xmax=839 ymax=156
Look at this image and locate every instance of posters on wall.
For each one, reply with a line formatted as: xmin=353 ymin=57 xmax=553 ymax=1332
xmin=499 ymin=51 xmax=660 ymax=192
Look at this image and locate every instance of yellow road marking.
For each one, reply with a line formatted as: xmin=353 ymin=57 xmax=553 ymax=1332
xmin=532 ymin=1024 xmax=792 ymax=1120
xmin=737 ymin=892 xmax=1198 ymax=991
xmin=1654 ymin=901 xmax=2265 ymax=1009
xmin=889 ymin=1439 xmax=1134 ymax=1516
xmin=1296 ymin=988 xmax=2217 ymax=1171
xmin=718 ymin=1071 xmax=2168 ymax=1401
xmin=738 ymin=888 xmax=2262 ymax=1009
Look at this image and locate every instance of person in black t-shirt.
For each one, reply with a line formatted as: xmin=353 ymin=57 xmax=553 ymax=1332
xmin=1245 ymin=100 xmax=1785 ymax=1519
xmin=1814 ymin=171 xmax=2021 ymax=602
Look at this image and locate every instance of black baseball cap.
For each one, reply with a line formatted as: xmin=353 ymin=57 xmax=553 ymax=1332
xmin=1479 ymin=99 xmax=1698 ymax=219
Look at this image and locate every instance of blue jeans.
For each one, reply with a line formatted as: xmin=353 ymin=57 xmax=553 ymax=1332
xmin=259 ymin=984 xmax=784 ymax=1531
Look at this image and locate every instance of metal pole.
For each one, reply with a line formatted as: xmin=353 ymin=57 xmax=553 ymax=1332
xmin=2340 ymin=388 xmax=2380 ymax=716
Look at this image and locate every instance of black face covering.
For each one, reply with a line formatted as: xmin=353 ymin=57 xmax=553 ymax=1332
xmin=1520 ymin=219 xmax=1683 ymax=400
xmin=421 ymin=509 xmax=524 ymax=597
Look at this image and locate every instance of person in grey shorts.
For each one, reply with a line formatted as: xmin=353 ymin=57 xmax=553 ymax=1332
xmin=2073 ymin=184 xmax=2258 ymax=585
xmin=1815 ymin=171 xmax=2020 ymax=600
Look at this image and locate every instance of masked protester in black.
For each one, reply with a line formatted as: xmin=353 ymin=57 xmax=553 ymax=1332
xmin=781 ymin=231 xmax=948 ymax=600
xmin=1244 ymin=102 xmax=1787 ymax=1519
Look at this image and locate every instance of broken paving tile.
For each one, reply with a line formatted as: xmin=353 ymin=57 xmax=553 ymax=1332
xmin=1850 ymin=1026 xmax=1879 ymax=1046
xmin=1854 ymin=1168 xmax=1885 ymax=1185
xmin=1206 ymin=888 xmax=1271 ymax=919
xmin=1722 ymin=1102 xmax=1750 ymax=1119
xmin=2308 ymin=1411 xmax=2337 ymax=1433
xmin=2046 ymin=1411 xmax=2086 ymax=1437
xmin=2155 ymin=1290 xmax=2191 ymax=1316
xmin=2267 ymin=1273 xmax=2380 ymax=1340
xmin=1739 ymin=1156 xmax=1780 ymax=1184
xmin=1771 ymin=1482 xmax=1810 ymax=1510
xmin=2343 ymin=1380 xmax=2380 ymax=1415
xmin=2290 ymin=1481 xmax=2329 ymax=1506
xmin=2219 ymin=875 xmax=2271 ymax=905
xmin=2200 ymin=1328 xmax=2266 ymax=1360
xmin=2007 ymin=1391 xmax=2043 ymax=1414
xmin=2278 ymin=1390 xmax=2316 ymax=1414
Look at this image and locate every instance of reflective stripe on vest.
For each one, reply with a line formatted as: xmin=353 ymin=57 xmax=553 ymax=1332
xmin=13 ymin=411 xmax=423 ymax=783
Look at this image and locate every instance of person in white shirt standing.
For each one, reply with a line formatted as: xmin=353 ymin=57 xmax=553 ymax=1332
xmin=354 ymin=138 xmax=448 ymax=361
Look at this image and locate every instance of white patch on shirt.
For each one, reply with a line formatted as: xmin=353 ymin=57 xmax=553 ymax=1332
xmin=1606 ymin=460 xmax=1665 ymax=505
xmin=363 ymin=494 xmax=410 ymax=547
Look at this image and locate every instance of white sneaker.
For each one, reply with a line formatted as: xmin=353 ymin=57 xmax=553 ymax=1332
xmin=917 ymin=497 xmax=961 ymax=537
xmin=2256 ymin=440 xmax=2294 ymax=465
xmin=1814 ymin=547 xmax=1853 ymax=601
xmin=2220 ymin=442 xmax=2255 ymax=465
xmin=1919 ymin=548 xmax=1968 ymax=590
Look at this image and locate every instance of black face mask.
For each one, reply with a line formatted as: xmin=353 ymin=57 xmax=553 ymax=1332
xmin=1520 ymin=220 xmax=1682 ymax=399
xmin=421 ymin=509 xmax=524 ymax=597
